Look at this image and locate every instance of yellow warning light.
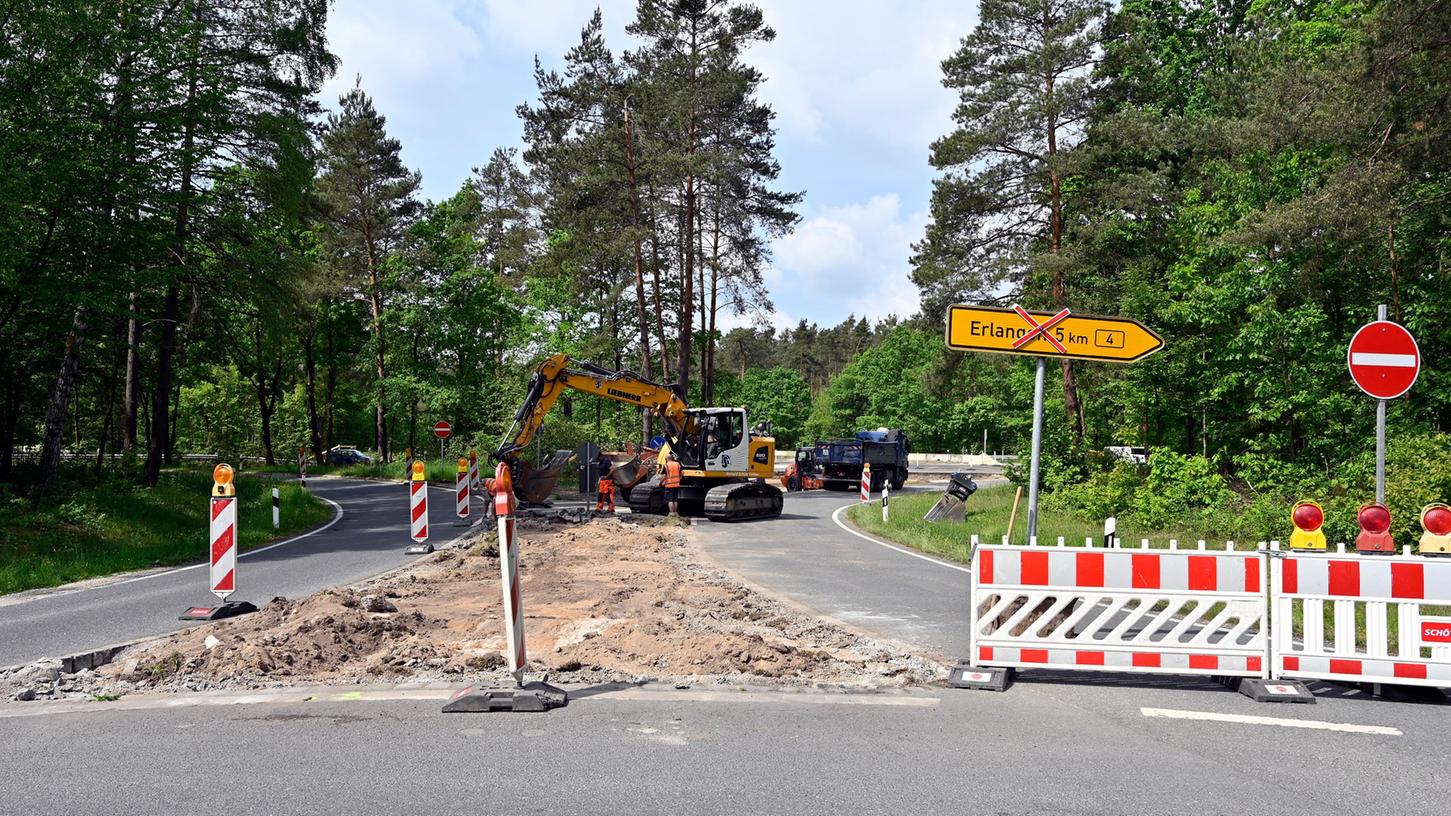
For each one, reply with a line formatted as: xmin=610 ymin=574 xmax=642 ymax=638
xmin=1289 ymin=500 xmax=1326 ymax=551
xmin=212 ymin=463 xmax=235 ymax=497
xmin=411 ymin=460 xmax=426 ymax=482
xmin=1421 ymin=503 xmax=1451 ymax=556
xmin=457 ymin=457 xmax=468 ymax=473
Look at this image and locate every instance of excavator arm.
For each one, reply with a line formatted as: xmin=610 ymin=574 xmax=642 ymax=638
xmin=495 ymin=353 xmax=691 ymax=463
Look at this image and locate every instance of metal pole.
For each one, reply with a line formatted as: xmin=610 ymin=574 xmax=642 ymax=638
xmin=1376 ymin=303 xmax=1387 ymax=505
xmin=1026 ymin=358 xmax=1046 ymax=543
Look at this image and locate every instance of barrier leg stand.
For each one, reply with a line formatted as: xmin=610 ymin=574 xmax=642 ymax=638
xmin=948 ymin=536 xmax=1013 ymax=692
xmin=1233 ymin=546 xmax=1314 ymax=703
xmin=180 ymin=464 xmax=258 ymax=621
xmin=444 ymin=463 xmax=567 ymax=714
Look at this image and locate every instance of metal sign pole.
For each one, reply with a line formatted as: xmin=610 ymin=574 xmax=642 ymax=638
xmin=1026 ymin=358 xmax=1046 ymax=543
xmin=1375 ymin=303 xmax=1387 ymax=504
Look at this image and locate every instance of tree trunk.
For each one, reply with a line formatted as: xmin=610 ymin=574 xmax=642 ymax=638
xmin=646 ymin=177 xmax=671 ymax=383
xmin=33 ymin=307 xmax=89 ymax=501
xmin=324 ymin=318 xmax=336 ymax=448
xmin=95 ymin=319 xmax=125 ymax=476
xmin=302 ymin=329 xmax=324 ymax=462
xmin=1044 ymin=71 xmax=1085 ymax=446
xmin=676 ymin=114 xmax=696 ymax=396
xmin=145 ymin=0 xmax=201 ymax=486
xmin=364 ymin=227 xmax=389 ymax=462
xmin=122 ymin=289 xmax=141 ymax=451
xmin=706 ymin=207 xmax=721 ymax=404
xmin=622 ymin=98 xmax=655 ymax=399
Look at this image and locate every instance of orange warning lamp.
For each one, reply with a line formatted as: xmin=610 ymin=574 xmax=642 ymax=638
xmin=457 ymin=457 xmax=468 ymax=474
xmin=492 ymin=461 xmax=516 ymax=516
xmin=411 ymin=460 xmax=426 ymax=482
xmin=1420 ymin=503 xmax=1451 ymax=556
xmin=1289 ymin=500 xmax=1327 ymax=551
xmin=1355 ymin=502 xmax=1395 ymax=554
xmin=211 ymin=463 xmax=235 ymax=497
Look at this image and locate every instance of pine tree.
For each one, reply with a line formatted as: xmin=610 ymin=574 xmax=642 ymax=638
xmin=314 ymin=81 xmax=421 ymax=462
xmin=915 ymin=0 xmax=1108 ymax=444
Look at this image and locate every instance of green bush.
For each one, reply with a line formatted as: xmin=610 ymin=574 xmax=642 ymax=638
xmin=1131 ymin=450 xmax=1233 ymax=528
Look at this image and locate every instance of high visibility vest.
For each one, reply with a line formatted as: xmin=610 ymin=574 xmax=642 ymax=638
xmin=663 ymin=461 xmax=682 ymax=488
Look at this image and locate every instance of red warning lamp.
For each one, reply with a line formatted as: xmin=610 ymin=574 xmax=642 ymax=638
xmin=1355 ymin=503 xmax=1395 ymax=554
xmin=1420 ymin=503 xmax=1451 ymax=556
xmin=1289 ymin=500 xmax=1327 ymax=551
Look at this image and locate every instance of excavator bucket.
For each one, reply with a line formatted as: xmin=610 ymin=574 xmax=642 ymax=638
xmin=513 ymin=450 xmax=576 ymax=505
xmin=923 ymin=472 xmax=979 ymax=523
xmin=605 ymin=449 xmax=656 ymax=497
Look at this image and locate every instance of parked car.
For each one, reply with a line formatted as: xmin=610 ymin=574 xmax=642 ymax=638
xmin=326 ymin=445 xmax=375 ymax=466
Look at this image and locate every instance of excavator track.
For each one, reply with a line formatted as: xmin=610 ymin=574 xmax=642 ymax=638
xmin=627 ymin=479 xmax=667 ymax=516
xmin=703 ymin=481 xmax=783 ymax=522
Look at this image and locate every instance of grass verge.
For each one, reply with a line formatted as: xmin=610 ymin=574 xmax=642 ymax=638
xmin=0 ymin=469 xmax=332 ymax=595
xmin=844 ymin=485 xmax=1265 ymax=565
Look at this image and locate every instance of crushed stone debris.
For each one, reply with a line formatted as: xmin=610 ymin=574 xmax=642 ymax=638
xmin=1 ymin=514 xmax=946 ymax=702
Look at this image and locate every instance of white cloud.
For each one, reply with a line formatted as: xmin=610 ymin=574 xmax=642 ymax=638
xmin=769 ymin=193 xmax=927 ymax=324
xmin=322 ymin=1 xmax=481 ymax=106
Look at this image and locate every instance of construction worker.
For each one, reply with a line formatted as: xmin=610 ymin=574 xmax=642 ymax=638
xmin=663 ymin=452 xmax=683 ymax=517
xmin=595 ymin=458 xmax=615 ymax=513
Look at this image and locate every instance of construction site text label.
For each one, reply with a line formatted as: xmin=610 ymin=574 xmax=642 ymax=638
xmin=945 ymin=304 xmax=1164 ymax=363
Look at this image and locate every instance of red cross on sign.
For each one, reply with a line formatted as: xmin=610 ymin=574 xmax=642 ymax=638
xmin=1011 ymin=305 xmax=1071 ymax=354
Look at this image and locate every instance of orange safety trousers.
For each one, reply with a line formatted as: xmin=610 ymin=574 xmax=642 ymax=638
xmin=595 ymin=477 xmax=615 ymax=512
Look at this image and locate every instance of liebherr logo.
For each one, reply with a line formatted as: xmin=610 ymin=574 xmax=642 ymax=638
xmin=607 ymin=387 xmax=642 ymax=403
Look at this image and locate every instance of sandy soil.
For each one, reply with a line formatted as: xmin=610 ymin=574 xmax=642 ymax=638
xmin=3 ymin=515 xmax=946 ymax=701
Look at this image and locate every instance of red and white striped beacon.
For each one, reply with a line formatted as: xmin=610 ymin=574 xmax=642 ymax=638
xmin=493 ymin=462 xmax=528 ymax=682
xmin=468 ymin=450 xmax=480 ymax=493
xmin=454 ymin=457 xmax=471 ymax=524
xmin=860 ymin=462 xmax=872 ymax=503
xmin=179 ymin=463 xmax=257 ymax=621
xmin=405 ymin=460 xmax=433 ymax=554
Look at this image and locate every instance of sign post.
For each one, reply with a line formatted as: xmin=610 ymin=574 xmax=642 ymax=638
xmin=179 ymin=463 xmax=258 ymax=621
xmin=947 ymin=304 xmax=1164 ymax=542
xmin=1347 ymin=306 xmax=1419 ymax=504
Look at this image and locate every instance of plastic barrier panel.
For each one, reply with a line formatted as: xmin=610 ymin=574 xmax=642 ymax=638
xmin=1271 ymin=544 xmax=1451 ymax=688
xmin=971 ymin=542 xmax=1269 ymax=678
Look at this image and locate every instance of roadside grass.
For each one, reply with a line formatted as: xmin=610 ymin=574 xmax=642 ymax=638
xmin=845 ymin=485 xmax=1270 ymax=565
xmin=0 ymin=469 xmax=331 ymax=595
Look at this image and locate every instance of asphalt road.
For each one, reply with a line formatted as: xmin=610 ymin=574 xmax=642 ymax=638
xmin=2 ymin=680 xmax=1447 ymax=816
xmin=0 ymin=476 xmax=476 ymax=668
xmin=695 ymin=485 xmax=976 ymax=657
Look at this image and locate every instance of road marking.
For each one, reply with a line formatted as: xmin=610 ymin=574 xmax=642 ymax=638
xmin=1140 ymin=707 xmax=1401 ymax=736
xmin=830 ymin=504 xmax=973 ymax=575
xmin=1350 ymin=352 xmax=1416 ymax=367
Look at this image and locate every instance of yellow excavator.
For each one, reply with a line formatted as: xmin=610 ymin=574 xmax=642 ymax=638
xmin=494 ymin=353 xmax=784 ymax=522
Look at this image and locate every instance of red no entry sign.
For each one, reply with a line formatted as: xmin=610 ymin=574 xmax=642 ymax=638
xmin=1347 ymin=320 xmax=1420 ymax=400
xmin=433 ymin=420 xmax=452 ymax=439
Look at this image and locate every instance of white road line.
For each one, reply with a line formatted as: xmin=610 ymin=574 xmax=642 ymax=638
xmin=830 ymin=503 xmax=973 ymax=575
xmin=1140 ymin=707 xmax=1402 ymax=736
xmin=1351 ymin=352 xmax=1416 ymax=367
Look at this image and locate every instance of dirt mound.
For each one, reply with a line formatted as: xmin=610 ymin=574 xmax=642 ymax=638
xmin=4 ymin=516 xmax=945 ymax=701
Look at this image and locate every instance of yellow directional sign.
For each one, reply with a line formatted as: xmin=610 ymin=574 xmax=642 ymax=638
xmin=946 ymin=304 xmax=1164 ymax=363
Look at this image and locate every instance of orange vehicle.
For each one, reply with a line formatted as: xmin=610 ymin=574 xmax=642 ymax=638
xmin=780 ymin=450 xmax=824 ymax=492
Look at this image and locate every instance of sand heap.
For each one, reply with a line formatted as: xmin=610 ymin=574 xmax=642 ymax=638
xmin=4 ymin=516 xmax=945 ymax=701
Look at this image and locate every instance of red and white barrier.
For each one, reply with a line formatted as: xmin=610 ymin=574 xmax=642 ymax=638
xmin=970 ymin=540 xmax=1269 ymax=678
xmin=410 ymin=479 xmax=428 ymax=543
xmin=455 ymin=462 xmax=470 ymax=520
xmin=860 ymin=462 xmax=871 ymax=503
xmin=493 ymin=462 xmax=527 ymax=682
xmin=210 ymin=495 xmax=237 ymax=600
xmin=468 ymin=451 xmax=480 ymax=492
xmin=1271 ymin=543 xmax=1451 ymax=688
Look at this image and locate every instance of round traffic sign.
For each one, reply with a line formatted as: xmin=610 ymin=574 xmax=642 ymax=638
xmin=433 ymin=420 xmax=452 ymax=439
xmin=1347 ymin=320 xmax=1419 ymax=400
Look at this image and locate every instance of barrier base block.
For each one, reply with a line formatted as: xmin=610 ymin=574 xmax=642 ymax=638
xmin=405 ymin=542 xmax=435 ymax=555
xmin=1235 ymin=678 xmax=1315 ymax=704
xmin=441 ymin=681 xmax=569 ymax=713
xmin=178 ymin=601 xmax=258 ymax=622
xmin=947 ymin=662 xmax=1012 ymax=692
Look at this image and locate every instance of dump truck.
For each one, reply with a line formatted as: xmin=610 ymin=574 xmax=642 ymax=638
xmin=813 ymin=428 xmax=910 ymax=492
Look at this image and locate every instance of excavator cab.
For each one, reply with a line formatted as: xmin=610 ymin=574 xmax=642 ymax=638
xmin=680 ymin=407 xmax=774 ymax=479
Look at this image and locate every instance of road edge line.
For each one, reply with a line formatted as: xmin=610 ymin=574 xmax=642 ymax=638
xmin=830 ymin=503 xmax=972 ymax=575
xmin=1140 ymin=707 xmax=1401 ymax=735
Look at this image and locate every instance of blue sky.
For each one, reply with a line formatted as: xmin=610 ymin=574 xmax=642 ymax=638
xmin=323 ymin=1 xmax=981 ymax=330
